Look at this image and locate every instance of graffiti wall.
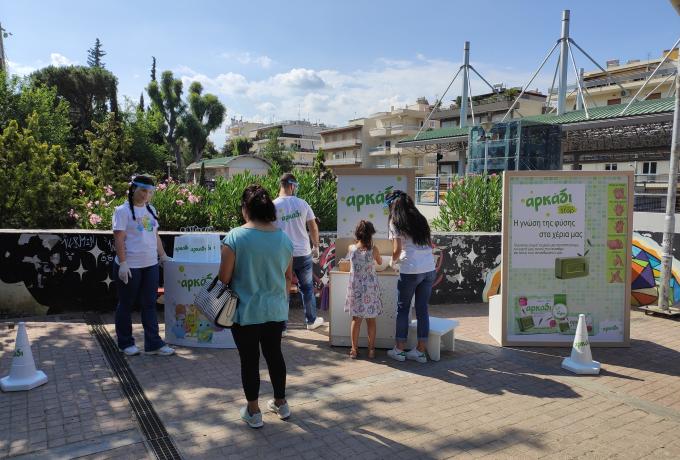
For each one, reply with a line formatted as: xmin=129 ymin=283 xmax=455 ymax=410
xmin=0 ymin=230 xmax=502 ymax=314
xmin=3 ymin=229 xmax=673 ymax=315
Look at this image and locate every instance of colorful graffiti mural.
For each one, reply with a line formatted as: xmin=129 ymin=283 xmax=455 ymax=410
xmin=481 ymin=232 xmax=680 ymax=306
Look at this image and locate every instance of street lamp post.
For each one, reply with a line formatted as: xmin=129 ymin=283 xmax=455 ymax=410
xmin=166 ymin=161 xmax=172 ymax=180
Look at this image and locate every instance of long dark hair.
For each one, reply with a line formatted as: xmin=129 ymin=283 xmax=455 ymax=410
xmin=354 ymin=220 xmax=375 ymax=250
xmin=387 ymin=190 xmax=431 ymax=246
xmin=241 ymin=184 xmax=276 ymax=222
xmin=128 ymin=175 xmax=159 ymax=222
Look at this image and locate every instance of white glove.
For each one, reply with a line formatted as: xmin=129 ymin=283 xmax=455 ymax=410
xmin=118 ymin=261 xmax=132 ymax=284
xmin=159 ymin=254 xmax=173 ymax=266
xmin=312 ymin=246 xmax=320 ymax=264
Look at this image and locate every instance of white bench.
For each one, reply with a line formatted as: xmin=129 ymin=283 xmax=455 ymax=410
xmin=407 ymin=317 xmax=459 ymax=361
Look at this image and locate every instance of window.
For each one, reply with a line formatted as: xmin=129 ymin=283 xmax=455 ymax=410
xmin=607 ymin=98 xmax=622 ymax=105
xmin=646 ymin=92 xmax=662 ymax=100
xmin=605 ymin=163 xmax=617 ymax=171
xmin=642 ymin=161 xmax=657 ymax=175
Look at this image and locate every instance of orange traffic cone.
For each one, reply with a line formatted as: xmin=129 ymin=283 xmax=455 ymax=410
xmin=1 ymin=322 xmax=48 ymax=391
xmin=561 ymin=314 xmax=600 ymax=375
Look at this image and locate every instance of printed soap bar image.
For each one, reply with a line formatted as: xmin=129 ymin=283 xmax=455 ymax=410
xmin=513 ymin=294 xmax=566 ymax=334
xmin=554 ymin=257 xmax=589 ymax=279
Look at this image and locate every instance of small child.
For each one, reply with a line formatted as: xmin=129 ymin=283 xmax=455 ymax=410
xmin=344 ymin=220 xmax=383 ymax=359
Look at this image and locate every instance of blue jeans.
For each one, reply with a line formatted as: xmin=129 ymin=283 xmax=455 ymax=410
xmin=395 ymin=270 xmax=436 ymax=342
xmin=293 ymin=255 xmax=317 ymax=325
xmin=113 ymin=262 xmax=165 ymax=352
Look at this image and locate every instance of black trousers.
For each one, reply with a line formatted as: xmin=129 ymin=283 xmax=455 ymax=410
xmin=231 ymin=321 xmax=286 ymax=402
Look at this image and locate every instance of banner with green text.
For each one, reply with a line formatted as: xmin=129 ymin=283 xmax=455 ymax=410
xmin=501 ymin=171 xmax=632 ymax=346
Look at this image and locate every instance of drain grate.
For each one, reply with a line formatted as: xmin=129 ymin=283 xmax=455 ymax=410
xmin=87 ymin=314 xmax=182 ymax=460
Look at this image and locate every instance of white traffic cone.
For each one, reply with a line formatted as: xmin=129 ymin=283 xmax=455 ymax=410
xmin=561 ymin=314 xmax=600 ymax=375
xmin=1 ymin=322 xmax=48 ymax=391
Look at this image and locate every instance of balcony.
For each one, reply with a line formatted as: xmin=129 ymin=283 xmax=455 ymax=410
xmin=369 ymin=146 xmax=389 ymax=156
xmin=320 ymin=138 xmax=362 ymax=150
xmin=369 ymin=124 xmax=421 ymax=137
xmin=325 ymin=157 xmax=362 ymax=166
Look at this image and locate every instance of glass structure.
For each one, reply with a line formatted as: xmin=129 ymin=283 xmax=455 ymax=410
xmin=467 ymin=120 xmax=561 ymax=174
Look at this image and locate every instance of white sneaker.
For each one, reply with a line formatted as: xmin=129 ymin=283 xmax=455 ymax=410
xmin=387 ymin=347 xmax=406 ymax=362
xmin=406 ymin=348 xmax=428 ymax=363
xmin=240 ymin=407 xmax=263 ymax=428
xmin=121 ymin=345 xmax=140 ymax=356
xmin=267 ymin=399 xmax=291 ymax=420
xmin=307 ymin=317 xmax=325 ymax=330
xmin=281 ymin=330 xmax=288 ymax=338
xmin=146 ymin=345 xmax=175 ymax=356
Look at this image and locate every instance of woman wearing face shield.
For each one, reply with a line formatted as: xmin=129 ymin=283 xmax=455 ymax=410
xmin=111 ymin=175 xmax=175 ymax=357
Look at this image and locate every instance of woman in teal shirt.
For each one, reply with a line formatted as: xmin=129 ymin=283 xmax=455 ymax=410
xmin=219 ymin=185 xmax=293 ymax=429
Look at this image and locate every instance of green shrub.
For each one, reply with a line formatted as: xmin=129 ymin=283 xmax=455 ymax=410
xmin=431 ymin=174 xmax=502 ymax=232
xmin=80 ymin=167 xmax=338 ymax=232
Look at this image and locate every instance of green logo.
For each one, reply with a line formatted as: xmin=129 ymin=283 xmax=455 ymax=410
xmin=177 ymin=273 xmax=213 ymax=292
xmin=522 ymin=188 xmax=574 ymax=212
xmin=14 ymin=348 xmax=23 ymax=358
xmin=344 ymin=186 xmax=393 ymax=212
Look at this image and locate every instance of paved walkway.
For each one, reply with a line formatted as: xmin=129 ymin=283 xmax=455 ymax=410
xmin=1 ymin=305 xmax=680 ymax=459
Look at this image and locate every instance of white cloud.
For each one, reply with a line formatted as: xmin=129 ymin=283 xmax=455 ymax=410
xmin=177 ymin=53 xmax=555 ymax=129
xmin=50 ymin=53 xmax=76 ymax=67
xmin=272 ymin=68 xmax=326 ymax=90
xmin=7 ymin=60 xmax=35 ymax=76
xmin=222 ymin=52 xmax=274 ymax=69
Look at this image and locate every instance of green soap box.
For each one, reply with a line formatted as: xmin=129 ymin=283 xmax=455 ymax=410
xmin=555 ymin=257 xmax=589 ymax=279
xmin=516 ymin=316 xmax=535 ymax=332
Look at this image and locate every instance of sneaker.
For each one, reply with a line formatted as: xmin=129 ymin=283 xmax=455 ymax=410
xmin=306 ymin=317 xmax=325 ymax=330
xmin=406 ymin=348 xmax=428 ymax=363
xmin=121 ymin=345 xmax=140 ymax=356
xmin=240 ymin=407 xmax=263 ymax=428
xmin=281 ymin=330 xmax=288 ymax=338
xmin=146 ymin=345 xmax=175 ymax=356
xmin=267 ymin=399 xmax=291 ymax=420
xmin=387 ymin=347 xmax=406 ymax=362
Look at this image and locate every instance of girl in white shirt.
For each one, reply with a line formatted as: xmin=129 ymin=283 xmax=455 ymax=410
xmin=112 ymin=175 xmax=174 ymax=357
xmin=384 ymin=190 xmax=436 ymax=363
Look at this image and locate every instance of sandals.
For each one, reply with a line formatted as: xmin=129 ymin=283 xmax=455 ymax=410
xmin=350 ymin=348 xmax=376 ymax=359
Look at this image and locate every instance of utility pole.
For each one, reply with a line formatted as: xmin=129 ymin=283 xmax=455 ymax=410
xmin=576 ymin=68 xmax=584 ymax=111
xmin=641 ymin=36 xmax=680 ymax=316
xmin=0 ymin=22 xmax=8 ymax=73
xmin=459 ymin=41 xmax=470 ymax=128
xmin=557 ymin=10 xmax=571 ymax=115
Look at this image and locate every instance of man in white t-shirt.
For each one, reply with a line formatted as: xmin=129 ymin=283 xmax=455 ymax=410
xmin=274 ymin=173 xmax=324 ymax=331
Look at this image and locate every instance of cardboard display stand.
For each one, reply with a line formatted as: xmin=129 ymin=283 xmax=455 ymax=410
xmin=489 ymin=171 xmax=632 ymax=347
xmin=163 ymin=234 xmax=236 ymax=348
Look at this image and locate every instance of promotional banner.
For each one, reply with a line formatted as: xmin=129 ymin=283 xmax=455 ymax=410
xmin=336 ymin=169 xmax=415 ymax=238
xmin=501 ymin=171 xmax=632 ymax=346
xmin=163 ymin=261 xmax=236 ymax=348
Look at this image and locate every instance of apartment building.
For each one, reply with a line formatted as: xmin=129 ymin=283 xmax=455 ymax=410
xmin=319 ymin=121 xmax=368 ymax=169
xmin=226 ymin=117 xmax=265 ymax=140
xmin=250 ymin=120 xmax=327 ymax=169
xmin=364 ymin=97 xmax=439 ymax=174
xmin=562 ymin=48 xmax=678 ymax=108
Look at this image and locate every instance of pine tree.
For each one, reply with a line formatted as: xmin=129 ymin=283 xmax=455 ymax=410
xmin=138 ymin=93 xmax=145 ymax=112
xmin=87 ymin=38 xmax=106 ymax=68
xmin=150 ymin=56 xmax=156 ymax=82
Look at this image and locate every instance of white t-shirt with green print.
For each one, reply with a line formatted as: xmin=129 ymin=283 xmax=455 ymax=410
xmin=274 ymin=196 xmax=315 ymax=257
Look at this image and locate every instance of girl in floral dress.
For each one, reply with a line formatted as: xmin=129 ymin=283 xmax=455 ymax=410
xmin=345 ymin=220 xmax=383 ymax=359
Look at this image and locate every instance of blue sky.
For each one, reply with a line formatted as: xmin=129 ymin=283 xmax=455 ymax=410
xmin=4 ymin=1 xmax=680 ymax=146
